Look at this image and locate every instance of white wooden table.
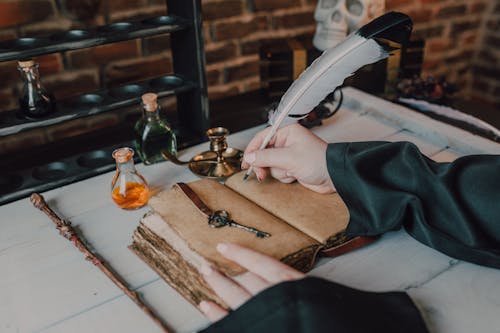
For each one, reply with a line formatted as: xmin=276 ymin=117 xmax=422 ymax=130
xmin=2 ymin=88 xmax=499 ymax=333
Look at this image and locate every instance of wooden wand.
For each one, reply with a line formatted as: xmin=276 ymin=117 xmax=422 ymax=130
xmin=30 ymin=193 xmax=171 ymax=333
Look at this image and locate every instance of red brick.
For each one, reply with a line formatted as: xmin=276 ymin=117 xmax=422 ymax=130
xmin=68 ymin=40 xmax=139 ymax=68
xmin=107 ymin=0 xmax=148 ymax=12
xmin=0 ymin=88 xmax=16 ymax=113
xmin=203 ymin=22 xmax=212 ymax=43
xmin=46 ymin=118 xmax=90 ymax=141
xmin=225 ymin=60 xmax=259 ymax=82
xmin=60 ymin=0 xmax=103 ymax=21
xmin=0 ymin=60 xmax=20 ymax=89
xmin=486 ymin=19 xmax=499 ymax=33
xmin=45 ymin=71 xmax=99 ymax=99
xmin=461 ymin=33 xmax=477 ymax=46
xmin=240 ymin=38 xmax=262 ymax=55
xmin=206 ymin=68 xmax=222 ymax=85
xmin=411 ymin=25 xmax=444 ymax=40
xmin=105 ymin=56 xmax=173 ymax=86
xmin=478 ymin=50 xmax=497 ymax=64
xmin=240 ymin=32 xmax=313 ymax=55
xmin=0 ymin=0 xmax=54 ymax=28
xmin=0 ymin=129 xmax=47 ymax=154
xmin=252 ymin=0 xmax=301 ymax=11
xmin=485 ymin=34 xmax=500 ymax=49
xmin=427 ymin=39 xmax=450 ymax=52
xmin=420 ymin=0 xmax=447 ymax=4
xmin=451 ymin=19 xmax=481 ymax=35
xmin=202 ymin=0 xmax=245 ymax=21
xmin=142 ymin=33 xmax=171 ymax=55
xmin=208 ymin=84 xmax=240 ymax=100
xmin=436 ymin=5 xmax=467 ymax=18
xmin=0 ymin=30 xmax=16 ymax=42
xmin=385 ymin=0 xmax=412 ymax=10
xmin=244 ymin=77 xmax=261 ymax=91
xmin=446 ymin=50 xmax=474 ymax=63
xmin=406 ymin=9 xmax=432 ymax=24
xmin=86 ymin=113 xmax=120 ymax=130
xmin=213 ymin=15 xmax=269 ymax=41
xmin=109 ymin=5 xmax=165 ymax=22
xmin=205 ymin=42 xmax=238 ymax=64
xmin=422 ymin=58 xmax=442 ymax=71
xmin=470 ymin=2 xmax=488 ymax=14
xmin=36 ymin=54 xmax=63 ymax=75
xmin=273 ymin=10 xmax=315 ymax=29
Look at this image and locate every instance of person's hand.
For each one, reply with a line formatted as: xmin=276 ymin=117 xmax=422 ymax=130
xmin=242 ymin=124 xmax=335 ymax=194
xmin=198 ymin=243 xmax=305 ymax=322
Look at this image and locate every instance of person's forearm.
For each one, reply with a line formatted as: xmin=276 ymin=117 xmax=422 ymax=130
xmin=327 ymin=141 xmax=500 ymax=269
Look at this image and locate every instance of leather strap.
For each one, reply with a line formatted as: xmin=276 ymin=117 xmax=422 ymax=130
xmin=321 ymin=236 xmax=378 ymax=257
xmin=176 ymin=182 xmax=213 ymax=217
xmin=176 ymin=182 xmax=376 ymax=255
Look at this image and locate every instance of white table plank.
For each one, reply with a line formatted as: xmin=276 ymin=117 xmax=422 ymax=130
xmin=39 ymin=279 xmax=208 ymax=333
xmin=408 ymin=262 xmax=500 ymax=333
xmin=316 ymin=111 xmax=401 ymax=143
xmin=431 ymin=148 xmax=464 ymax=162
xmin=310 ymin=231 xmax=457 ymax=292
xmin=385 ymin=130 xmax=445 ymax=156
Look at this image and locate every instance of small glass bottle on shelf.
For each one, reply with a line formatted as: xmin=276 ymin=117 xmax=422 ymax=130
xmin=111 ymin=147 xmax=150 ymax=210
xmin=17 ymin=59 xmax=55 ymax=118
xmin=134 ymin=93 xmax=177 ymax=165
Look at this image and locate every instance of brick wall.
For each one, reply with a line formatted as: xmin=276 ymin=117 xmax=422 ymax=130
xmin=470 ymin=0 xmax=500 ymax=106
xmin=0 ymin=0 xmax=498 ymax=155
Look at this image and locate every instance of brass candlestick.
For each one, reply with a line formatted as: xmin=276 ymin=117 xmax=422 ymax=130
xmin=162 ymin=127 xmax=242 ymax=180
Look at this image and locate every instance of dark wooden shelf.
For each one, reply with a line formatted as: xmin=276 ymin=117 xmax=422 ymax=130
xmin=0 ymin=74 xmax=196 ymax=137
xmin=0 ymin=123 xmax=203 ymax=206
xmin=0 ymin=15 xmax=190 ymax=61
xmin=0 ymin=89 xmax=271 ymax=206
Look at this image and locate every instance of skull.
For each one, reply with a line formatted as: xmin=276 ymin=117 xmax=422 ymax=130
xmin=313 ymin=0 xmax=385 ymax=51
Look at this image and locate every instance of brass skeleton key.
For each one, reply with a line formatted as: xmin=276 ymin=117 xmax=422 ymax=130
xmin=208 ymin=210 xmax=271 ymax=238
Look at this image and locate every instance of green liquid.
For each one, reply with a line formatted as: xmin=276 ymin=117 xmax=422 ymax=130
xmin=135 ymin=117 xmax=177 ymax=165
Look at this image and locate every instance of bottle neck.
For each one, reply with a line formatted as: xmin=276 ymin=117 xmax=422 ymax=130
xmin=117 ymin=159 xmax=136 ymax=173
xmin=144 ymin=107 xmax=160 ymax=122
xmin=19 ymin=65 xmax=42 ymax=89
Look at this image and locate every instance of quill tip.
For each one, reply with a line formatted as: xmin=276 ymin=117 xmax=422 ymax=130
xmin=243 ymin=166 xmax=253 ymax=181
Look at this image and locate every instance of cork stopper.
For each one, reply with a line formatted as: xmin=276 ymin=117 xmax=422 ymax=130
xmin=112 ymin=147 xmax=134 ymax=163
xmin=141 ymin=93 xmax=158 ymax=112
xmin=18 ymin=59 xmax=35 ymax=68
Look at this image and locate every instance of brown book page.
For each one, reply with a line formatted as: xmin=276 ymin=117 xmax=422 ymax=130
xmin=148 ymin=179 xmax=319 ymax=275
xmin=225 ymin=171 xmax=350 ymax=244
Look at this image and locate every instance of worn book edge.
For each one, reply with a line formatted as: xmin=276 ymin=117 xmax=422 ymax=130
xmin=131 ymin=211 xmax=322 ymax=309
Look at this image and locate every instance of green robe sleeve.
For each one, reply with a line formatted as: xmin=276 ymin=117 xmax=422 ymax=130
xmin=327 ymin=141 xmax=500 ymax=269
xmin=199 ymin=277 xmax=429 ymax=333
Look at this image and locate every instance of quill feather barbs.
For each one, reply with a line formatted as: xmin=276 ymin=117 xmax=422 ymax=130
xmin=244 ymin=12 xmax=412 ymax=180
xmin=268 ymin=11 xmax=413 ymax=130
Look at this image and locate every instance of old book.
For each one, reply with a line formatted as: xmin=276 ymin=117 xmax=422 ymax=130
xmin=131 ymin=171 xmax=365 ymax=309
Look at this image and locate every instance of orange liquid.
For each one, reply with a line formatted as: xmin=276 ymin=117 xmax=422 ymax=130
xmin=112 ymin=182 xmax=150 ymax=209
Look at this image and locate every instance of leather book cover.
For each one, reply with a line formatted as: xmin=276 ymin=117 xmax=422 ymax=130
xmin=131 ymin=173 xmax=356 ymax=308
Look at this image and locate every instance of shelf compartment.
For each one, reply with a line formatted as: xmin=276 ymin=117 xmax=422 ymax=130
xmin=0 ymin=15 xmax=190 ymax=61
xmin=0 ymin=123 xmax=203 ymax=206
xmin=0 ymin=74 xmax=196 ymax=137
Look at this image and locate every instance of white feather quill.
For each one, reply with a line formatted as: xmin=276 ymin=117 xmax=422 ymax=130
xmin=244 ymin=12 xmax=413 ymax=180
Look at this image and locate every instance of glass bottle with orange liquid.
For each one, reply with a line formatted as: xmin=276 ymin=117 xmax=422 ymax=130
xmin=111 ymin=147 xmax=150 ymax=209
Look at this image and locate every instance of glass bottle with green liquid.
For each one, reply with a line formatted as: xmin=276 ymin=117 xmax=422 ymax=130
xmin=135 ymin=93 xmax=177 ymax=165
